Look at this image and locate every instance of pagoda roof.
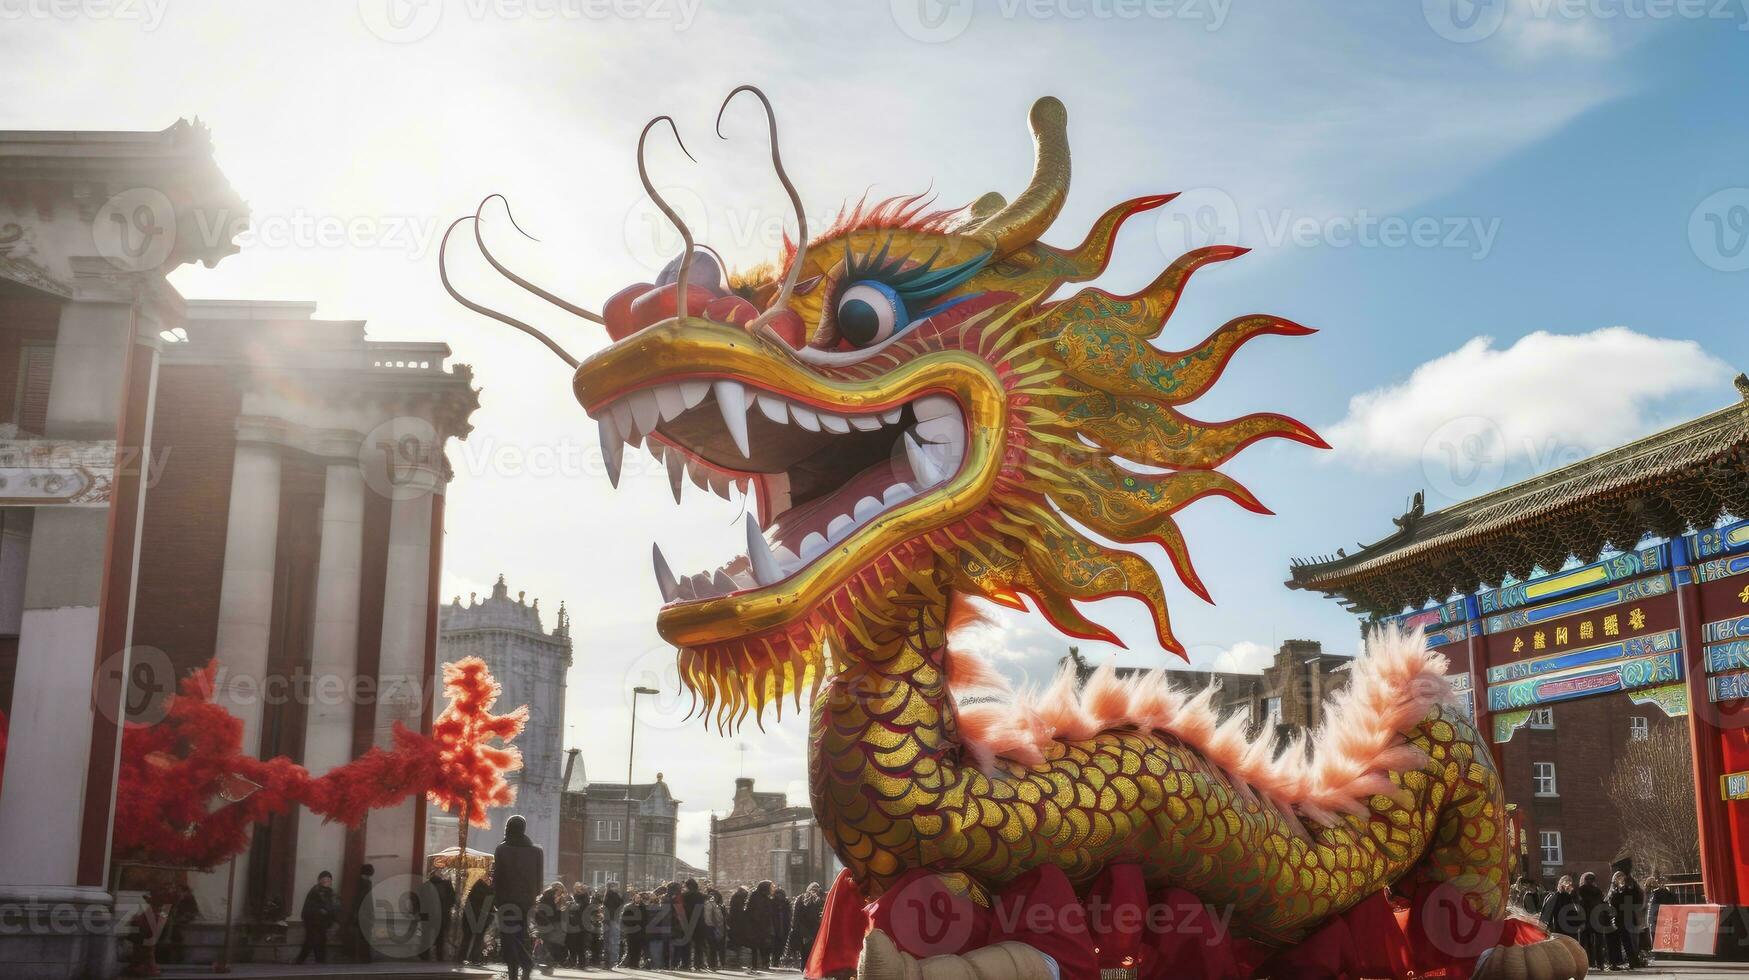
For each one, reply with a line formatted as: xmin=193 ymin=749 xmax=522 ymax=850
xmin=1287 ymin=379 xmax=1749 ymax=616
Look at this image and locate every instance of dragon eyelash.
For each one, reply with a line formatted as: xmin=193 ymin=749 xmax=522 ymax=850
xmin=844 ymin=236 xmax=990 ymax=302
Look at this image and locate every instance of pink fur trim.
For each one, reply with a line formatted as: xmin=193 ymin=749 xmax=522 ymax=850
xmin=946 ymin=626 xmax=1454 ymax=825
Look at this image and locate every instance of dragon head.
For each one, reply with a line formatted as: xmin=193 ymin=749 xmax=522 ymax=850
xmin=446 ymin=88 xmax=1325 ymax=730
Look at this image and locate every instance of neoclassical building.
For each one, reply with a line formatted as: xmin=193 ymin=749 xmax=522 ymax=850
xmin=710 ymin=778 xmax=842 ymax=895
xmin=0 ymin=121 xmax=477 ymax=976
xmin=425 ymin=577 xmax=571 ymax=879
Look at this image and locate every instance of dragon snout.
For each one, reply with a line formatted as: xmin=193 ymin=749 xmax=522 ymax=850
xmin=603 ymin=248 xmax=806 ymax=346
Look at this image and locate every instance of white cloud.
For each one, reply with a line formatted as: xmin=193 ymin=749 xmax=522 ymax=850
xmin=1327 ymin=328 xmax=1732 ymax=499
xmin=1207 ymin=640 xmax=1276 ymax=674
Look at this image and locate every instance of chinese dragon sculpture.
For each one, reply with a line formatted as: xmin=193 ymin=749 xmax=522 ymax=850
xmin=444 ymin=87 xmax=1583 ymax=979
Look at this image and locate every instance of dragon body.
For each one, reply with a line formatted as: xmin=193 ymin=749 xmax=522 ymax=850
xmin=450 ymin=89 xmax=1571 ymax=977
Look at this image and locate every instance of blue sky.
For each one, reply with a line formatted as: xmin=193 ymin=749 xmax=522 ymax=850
xmin=6 ymin=1 xmax=1746 ymax=865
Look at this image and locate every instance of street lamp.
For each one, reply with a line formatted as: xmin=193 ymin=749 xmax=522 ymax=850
xmin=621 ymin=686 xmax=658 ymax=893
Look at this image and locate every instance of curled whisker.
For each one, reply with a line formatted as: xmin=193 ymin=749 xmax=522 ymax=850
xmin=637 ymin=115 xmax=697 ymax=320
xmin=471 ymin=194 xmax=605 ymax=325
xmin=439 ymin=215 xmax=580 ymax=369
xmin=717 ymin=85 xmax=808 ymax=334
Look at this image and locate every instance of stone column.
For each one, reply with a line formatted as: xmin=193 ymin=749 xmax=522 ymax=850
xmin=293 ymin=445 xmax=366 ymax=897
xmin=0 ymin=296 xmax=137 ymax=980
xmin=361 ymin=427 xmax=441 ymax=887
xmin=196 ymin=422 xmax=283 ymax=920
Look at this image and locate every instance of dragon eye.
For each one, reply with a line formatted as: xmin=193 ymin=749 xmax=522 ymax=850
xmin=836 ymin=281 xmax=908 ymax=348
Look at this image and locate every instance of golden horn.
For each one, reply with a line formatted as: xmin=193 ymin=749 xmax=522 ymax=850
xmin=971 ymin=96 xmax=1070 ymax=257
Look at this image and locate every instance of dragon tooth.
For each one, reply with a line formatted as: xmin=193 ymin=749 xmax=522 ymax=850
xmin=746 ymin=519 xmax=784 ymax=586
xmin=708 ymin=470 xmax=732 ymax=500
xmin=629 ymin=390 xmax=661 ymax=436
xmin=820 ymin=413 xmax=851 ymax=434
xmin=713 ymin=379 xmax=752 ymax=457
xmin=654 ymin=384 xmax=689 ymax=421
xmin=610 ymin=400 xmax=635 ymax=439
xmin=849 ymin=414 xmax=882 ymax=432
xmin=788 ymin=404 xmax=821 ymax=432
xmin=666 ymin=450 xmax=686 ymax=503
xmin=827 ymin=514 xmax=854 ymax=540
xmin=756 ymin=394 xmax=789 ymax=425
xmin=913 ymin=394 xmax=958 ymax=423
xmin=904 ymin=430 xmax=944 ymax=487
xmin=853 ymin=495 xmax=883 ymax=522
xmin=773 ymin=544 xmax=801 ymax=571
xmin=711 ymin=569 xmax=737 ymax=594
xmin=915 ymin=416 xmax=964 ymax=453
xmin=881 ymin=407 xmax=903 ymax=425
xmin=680 ymin=380 xmax=710 ymax=409
xmin=652 ymin=543 xmax=679 ymax=602
xmin=882 ymin=482 xmax=915 ymax=505
xmin=599 ymin=417 xmax=624 ymax=488
xmin=799 ymin=531 xmax=827 ymax=562
xmin=688 ymin=459 xmax=711 ymax=491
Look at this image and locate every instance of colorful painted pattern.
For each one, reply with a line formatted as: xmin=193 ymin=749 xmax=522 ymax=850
xmin=1697 ymin=554 xmax=1749 ymax=584
xmin=1705 ymin=614 xmax=1749 ymax=645
xmin=1482 ymin=574 xmax=1671 ymax=634
xmin=1692 ymin=518 xmax=1749 ymax=561
xmin=1486 ymin=651 xmax=1682 ymax=711
xmin=1486 ymin=629 xmax=1680 ymax=684
xmin=1477 ymin=546 xmax=1667 ymax=615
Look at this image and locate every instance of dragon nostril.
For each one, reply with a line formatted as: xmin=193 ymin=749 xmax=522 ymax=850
xmin=704 ymin=295 xmax=759 ymax=328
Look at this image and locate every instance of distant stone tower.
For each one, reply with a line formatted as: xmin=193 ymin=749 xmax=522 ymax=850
xmin=426 ymin=575 xmax=571 ymax=878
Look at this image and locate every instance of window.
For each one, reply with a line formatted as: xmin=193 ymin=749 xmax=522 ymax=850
xmin=1527 ymin=708 xmax=1554 ymax=729
xmin=647 ymin=835 xmax=668 ymax=854
xmin=595 ymin=819 xmax=622 ymax=842
xmin=1629 ymin=716 xmax=1649 ymax=740
xmin=1533 ymin=762 xmax=1558 ymax=797
xmin=591 ymin=869 xmax=607 ymax=887
xmin=1539 ymin=830 xmax=1563 ymax=867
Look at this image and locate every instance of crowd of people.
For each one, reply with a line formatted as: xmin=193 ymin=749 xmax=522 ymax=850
xmin=290 ymin=812 xmax=834 ymax=976
xmin=1516 ymin=870 xmax=1679 ymax=973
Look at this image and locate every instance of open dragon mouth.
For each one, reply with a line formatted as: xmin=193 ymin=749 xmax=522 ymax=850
xmin=595 ymin=379 xmax=968 ymax=604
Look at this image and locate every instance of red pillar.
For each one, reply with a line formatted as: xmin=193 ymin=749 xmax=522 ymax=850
xmin=1673 ymin=536 xmax=1738 ymax=905
xmin=77 ymin=310 xmax=157 ymax=889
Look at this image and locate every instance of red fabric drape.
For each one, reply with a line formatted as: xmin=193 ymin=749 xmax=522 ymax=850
xmin=805 ymin=862 xmax=1547 ymax=979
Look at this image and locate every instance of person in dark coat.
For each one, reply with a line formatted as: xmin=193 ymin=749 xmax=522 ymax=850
xmin=1647 ymin=876 xmax=1677 ymax=951
xmin=728 ymin=885 xmax=751 ymax=967
xmin=421 ymin=869 xmax=456 ymax=961
xmin=1607 ymin=870 xmax=1645 ymax=968
xmin=772 ymin=886 xmax=791 ymax=964
xmin=643 ymin=884 xmax=672 ymax=968
xmin=493 ymin=815 xmax=544 ymax=980
xmin=1513 ymin=876 xmax=1544 ymax=918
xmin=602 ymin=883 xmax=625 ymax=966
xmin=621 ymin=891 xmax=646 ymax=969
xmin=1576 ymin=871 xmax=1613 ymax=971
xmin=295 ymin=871 xmax=339 ymax=963
xmin=677 ymin=879 xmax=704 ymax=969
xmin=1541 ymin=874 xmax=1583 ymax=941
xmin=346 ymin=863 xmax=375 ymax=963
xmin=785 ymin=881 xmax=824 ymax=966
xmin=745 ymin=880 xmax=777 ymax=971
xmin=460 ymin=873 xmax=495 ymax=964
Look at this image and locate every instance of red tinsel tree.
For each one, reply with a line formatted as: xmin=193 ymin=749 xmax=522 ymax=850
xmin=425 ymin=656 xmax=528 ymax=828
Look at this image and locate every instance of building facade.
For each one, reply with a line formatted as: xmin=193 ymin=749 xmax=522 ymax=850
xmin=1289 ymin=392 xmax=1749 ymax=897
xmin=1063 ymin=639 xmax=1353 ymax=744
xmin=709 ymin=778 xmax=842 ymax=895
xmin=425 ymin=576 xmax=571 ymax=879
xmin=562 ymin=774 xmax=681 ymax=891
xmin=0 ymin=122 xmax=478 ymax=977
